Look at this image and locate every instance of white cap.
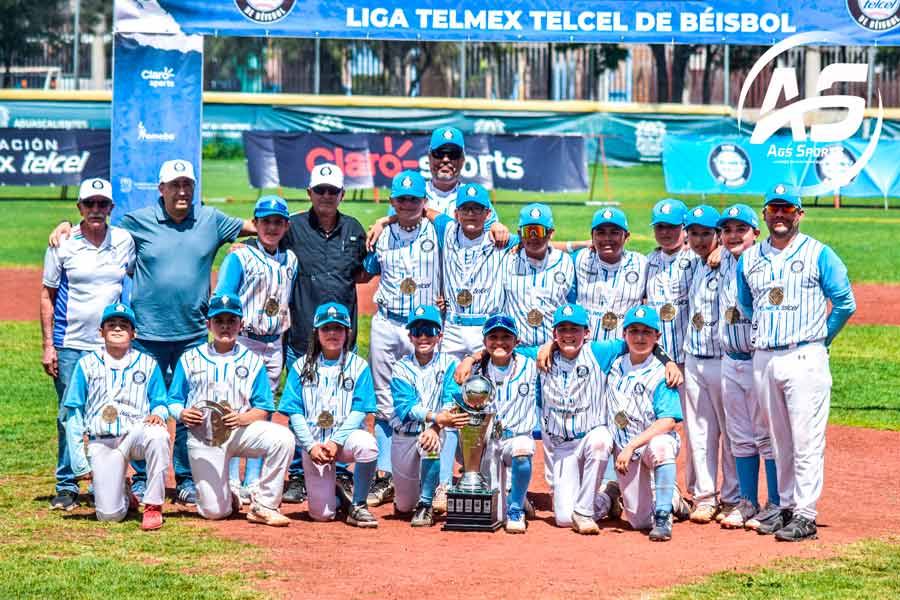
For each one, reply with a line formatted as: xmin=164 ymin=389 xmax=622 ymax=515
xmin=308 ymin=163 xmax=344 ymax=189
xmin=78 ymin=178 xmax=113 ymax=201
xmin=158 ymin=159 xmax=196 ymax=183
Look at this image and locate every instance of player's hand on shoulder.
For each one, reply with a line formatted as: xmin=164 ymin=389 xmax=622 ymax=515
xmin=48 ymin=221 xmax=73 ymax=248
xmin=489 ymin=221 xmax=510 ymax=248
xmin=453 ymin=351 xmax=483 ymax=384
xmin=180 ymin=407 xmax=204 ymax=427
xmin=536 ymin=341 xmax=557 ymax=372
xmin=664 ymin=362 xmax=683 ymax=388
xmin=144 ymin=414 xmax=166 ymax=427
xmin=418 ymin=428 xmax=440 ymax=453
xmin=41 ymin=347 xmax=59 ymax=378
xmin=706 ymin=245 xmax=722 ymax=269
xmin=228 ymin=241 xmax=247 ymax=253
xmin=366 ymin=216 xmax=391 ymax=251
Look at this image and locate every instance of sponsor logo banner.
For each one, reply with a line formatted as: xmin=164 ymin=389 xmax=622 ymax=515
xmin=0 ymin=128 xmax=109 ymax=186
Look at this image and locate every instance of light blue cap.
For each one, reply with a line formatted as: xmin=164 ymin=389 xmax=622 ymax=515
xmin=553 ymin=303 xmax=589 ymax=328
xmin=764 ymin=183 xmax=802 ymax=208
xmin=685 ymin=205 xmax=721 ymax=230
xmin=313 ymin=302 xmax=351 ymax=328
xmin=518 ymin=203 xmax=554 ymax=229
xmin=591 ymin=207 xmax=629 ymax=232
xmin=406 ymin=305 xmax=443 ymax=329
xmin=101 ymin=302 xmax=136 ymax=327
xmin=717 ymin=203 xmax=760 ymax=229
xmin=254 ymin=195 xmax=289 ymax=219
xmin=482 ymin=314 xmax=518 ymax=337
xmin=456 ymin=183 xmax=492 ymax=210
xmin=623 ymin=304 xmax=661 ymax=332
xmin=651 ymin=198 xmax=687 ymax=226
xmin=390 ymin=170 xmax=427 ymax=199
xmin=430 ymin=127 xmax=465 ymax=151
xmin=208 ymin=293 xmax=243 ymax=318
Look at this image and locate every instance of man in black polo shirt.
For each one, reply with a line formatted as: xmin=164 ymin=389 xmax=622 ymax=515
xmin=281 ymin=162 xmax=369 ymax=503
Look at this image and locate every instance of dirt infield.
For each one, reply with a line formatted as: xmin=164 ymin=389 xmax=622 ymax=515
xmin=2 ymin=268 xmax=899 ymax=325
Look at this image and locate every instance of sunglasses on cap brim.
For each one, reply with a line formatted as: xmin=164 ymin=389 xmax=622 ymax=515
xmin=520 ymin=224 xmax=548 ymax=239
xmin=409 ymin=323 xmax=441 ymax=337
xmin=765 ymin=203 xmax=799 ymax=214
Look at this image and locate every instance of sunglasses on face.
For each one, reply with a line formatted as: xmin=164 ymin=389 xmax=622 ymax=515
xmin=765 ymin=204 xmax=798 ymax=215
xmin=431 ymin=149 xmax=463 ymax=161
xmin=520 ymin=224 xmax=547 ymax=239
xmin=457 ymin=204 xmax=486 ymax=215
xmin=409 ymin=324 xmax=441 ymax=338
xmin=81 ymin=199 xmax=112 ymax=209
xmin=311 ymin=185 xmax=341 ymax=196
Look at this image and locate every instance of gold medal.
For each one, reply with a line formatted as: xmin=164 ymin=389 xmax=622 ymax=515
xmin=725 ymin=307 xmax=738 ymax=325
xmin=769 ymin=287 xmax=785 ymax=306
xmin=101 ymin=405 xmax=118 ymax=424
xmin=264 ymin=296 xmax=279 ymax=317
xmin=316 ymin=410 xmax=335 ymax=429
xmin=456 ymin=289 xmax=473 ymax=307
xmin=526 ymin=309 xmax=543 ymax=327
xmin=614 ymin=411 xmax=629 ymax=429
xmin=659 ymin=303 xmax=677 ymax=322
xmin=400 ymin=278 xmax=417 ymax=295
xmin=691 ymin=313 xmax=705 ymax=331
xmin=601 ymin=312 xmax=618 ymax=331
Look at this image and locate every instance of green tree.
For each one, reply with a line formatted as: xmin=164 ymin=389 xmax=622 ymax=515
xmin=0 ymin=0 xmax=66 ymax=87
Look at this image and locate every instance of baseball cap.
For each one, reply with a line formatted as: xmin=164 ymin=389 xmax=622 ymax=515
xmin=622 ymin=304 xmax=661 ymax=333
xmin=591 ymin=207 xmax=629 ymax=232
xmin=254 ymin=195 xmax=289 ymax=219
xmin=391 ymin=170 xmax=426 ymax=198
xmin=518 ymin=203 xmax=554 ymax=229
xmin=101 ymin=302 xmax=136 ymax=328
xmin=207 ymin=292 xmax=243 ymax=319
xmin=651 ymin=198 xmax=687 ymax=226
xmin=685 ymin=205 xmax=721 ymax=230
xmin=764 ymin=183 xmax=802 ymax=208
xmin=553 ymin=303 xmax=589 ymax=328
xmin=406 ymin=305 xmax=443 ymax=330
xmin=457 ymin=183 xmax=491 ymax=210
xmin=313 ymin=302 xmax=351 ymax=329
xmin=309 ymin=163 xmax=344 ymax=189
xmin=158 ymin=159 xmax=196 ymax=183
xmin=482 ymin=314 xmax=518 ymax=338
xmin=78 ymin=178 xmax=113 ymax=202
xmin=430 ymin=127 xmax=465 ymax=152
xmin=717 ymin=203 xmax=760 ymax=229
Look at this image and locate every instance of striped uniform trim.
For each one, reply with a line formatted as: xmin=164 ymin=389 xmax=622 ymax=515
xmin=645 ymin=247 xmax=696 ymax=363
xmin=373 ymin=221 xmax=441 ymax=318
xmin=501 ymin=247 xmax=575 ymax=347
xmin=575 ymin=249 xmax=648 ymax=341
xmin=443 ymin=222 xmax=511 ymax=319
xmin=389 ymin=353 xmax=457 ymax=434
xmin=234 ymin=245 xmax=298 ymax=336
xmin=718 ymin=251 xmax=753 ymax=354
xmin=539 ymin=348 xmax=607 ymax=439
xmin=293 ymin=352 xmax=369 ymax=443
xmin=179 ymin=343 xmax=266 ymax=413
xmin=482 ymin=354 xmax=539 ymax=436
xmin=79 ymin=350 xmax=160 ymax=438
xmin=684 ymin=258 xmax=723 ymax=358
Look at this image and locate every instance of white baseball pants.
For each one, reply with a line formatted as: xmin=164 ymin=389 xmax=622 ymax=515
xmin=188 ymin=420 xmax=294 ymax=519
xmin=617 ymin=434 xmax=679 ymax=530
xmin=90 ymin=422 xmax=170 ymax=521
xmin=369 ymin=313 xmax=414 ymax=420
xmin=542 ymin=428 xmax=613 ymax=527
xmin=302 ymin=430 xmax=378 ymax=521
xmin=440 ymin=322 xmax=485 ymax=360
xmin=392 ymin=431 xmax=443 ymax=513
xmin=722 ymin=355 xmax=772 ymax=459
xmin=238 ymin=335 xmax=283 ymax=395
xmin=754 ymin=343 xmax=831 ymax=520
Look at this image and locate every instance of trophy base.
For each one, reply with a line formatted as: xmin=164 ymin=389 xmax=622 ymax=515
xmin=443 ymin=488 xmax=502 ymax=532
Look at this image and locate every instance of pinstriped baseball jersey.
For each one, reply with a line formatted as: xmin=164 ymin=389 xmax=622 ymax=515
xmin=605 ymin=354 xmax=679 ymax=458
xmin=482 ymin=354 xmax=539 ymax=437
xmin=539 ymin=348 xmax=608 ymax=439
xmin=718 ymin=250 xmax=753 ymax=354
xmin=502 ymin=247 xmax=575 ymax=347
xmin=389 ymin=352 xmax=457 ymax=434
xmin=174 ymin=343 xmax=271 ymax=413
xmin=369 ymin=221 xmax=441 ymax=318
xmin=684 ymin=258 xmax=723 ymax=358
xmin=224 ymin=243 xmax=298 ymax=336
xmin=739 ymin=233 xmax=828 ymax=349
xmin=645 ymin=247 xmax=697 ymax=363
xmin=63 ymin=349 xmax=166 ymax=438
xmin=574 ymin=249 xmax=648 ymax=341
xmin=441 ymin=220 xmax=513 ymax=319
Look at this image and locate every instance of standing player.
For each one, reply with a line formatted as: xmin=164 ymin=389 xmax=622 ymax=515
xmin=62 ymin=303 xmax=168 ymax=530
xmin=737 ymin=184 xmax=855 ymax=541
xmin=215 ymin=195 xmax=298 ymax=502
xmin=389 ymin=305 xmax=465 ymax=527
xmin=573 ymin=207 xmax=647 ymax=341
xmin=715 ymin=204 xmax=780 ymax=530
xmin=279 ymin=302 xmax=380 ymax=528
xmin=168 ymin=293 xmax=295 ymax=527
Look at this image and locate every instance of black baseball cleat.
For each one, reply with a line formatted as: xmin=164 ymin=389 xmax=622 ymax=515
xmin=49 ymin=490 xmax=79 ymax=511
xmin=649 ymin=510 xmax=673 ymax=542
xmin=757 ymin=509 xmax=792 ymax=535
xmin=366 ymin=474 xmax=394 ymax=507
xmin=282 ymin=474 xmax=307 ymax=504
xmin=774 ymin=515 xmax=818 ymax=542
xmin=410 ymin=502 xmax=434 ymax=528
xmin=335 ymin=471 xmax=354 ymax=508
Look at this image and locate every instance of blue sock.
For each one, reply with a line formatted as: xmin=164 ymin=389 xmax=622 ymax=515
xmin=228 ymin=456 xmax=241 ymax=482
xmin=243 ymin=456 xmax=263 ymax=486
xmin=601 ymin=458 xmax=617 ymax=487
xmin=735 ymin=454 xmax=761 ymax=506
xmin=352 ymin=461 xmax=377 ymax=506
xmin=374 ymin=419 xmax=393 ymax=475
xmin=764 ymin=458 xmax=780 ymax=506
xmin=439 ymin=429 xmax=459 ymax=486
xmin=507 ymin=456 xmax=532 ymax=514
xmin=419 ymin=458 xmax=440 ymax=506
xmin=654 ymin=463 xmax=676 ymax=514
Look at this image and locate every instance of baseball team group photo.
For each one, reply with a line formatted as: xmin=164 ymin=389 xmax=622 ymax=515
xmin=3 ymin=1 xmax=900 ymax=599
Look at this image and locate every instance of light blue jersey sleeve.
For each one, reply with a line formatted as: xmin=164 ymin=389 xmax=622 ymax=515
xmin=652 ymin=383 xmax=683 ymax=422
xmin=215 ymin=252 xmax=245 ymax=296
xmin=288 ymin=413 xmax=316 ymax=452
xmin=147 ymin=364 xmax=170 ymax=419
xmin=363 ymin=252 xmax=381 ymax=275
xmin=332 ymin=411 xmax=367 ymax=446
xmin=392 ymin=375 xmax=421 ymax=424
xmin=818 ymin=246 xmax=856 ymax=346
xmin=278 ymin=367 xmax=305 ymax=416
xmin=589 ymin=339 xmax=628 ymax=374
xmin=735 ymin=255 xmax=755 ymax=321
xmin=351 ymin=366 xmax=377 ymax=413
xmin=166 ymin=358 xmax=190 ymax=421
xmin=516 ymin=345 xmax=539 ymax=360
xmin=440 ymin=359 xmax=461 ymax=410
xmin=249 ymin=368 xmax=275 ymax=412
xmin=434 ymin=214 xmax=453 ymax=250
xmin=63 ymin=408 xmax=91 ymax=477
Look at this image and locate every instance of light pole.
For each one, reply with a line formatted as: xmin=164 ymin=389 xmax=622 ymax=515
xmin=73 ymin=0 xmax=81 ymax=90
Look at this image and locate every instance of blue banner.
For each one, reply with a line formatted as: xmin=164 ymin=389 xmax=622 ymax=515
xmin=111 ymin=32 xmax=203 ymax=223
xmin=663 ymin=134 xmax=900 ymax=197
xmin=122 ymin=0 xmax=900 ymax=45
xmin=0 ymin=128 xmax=109 ymax=186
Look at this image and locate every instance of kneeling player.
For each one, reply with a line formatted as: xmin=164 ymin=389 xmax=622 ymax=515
xmin=169 ymin=293 xmax=294 ymax=527
xmin=279 ymin=302 xmax=380 ymax=528
xmin=608 ymin=305 xmax=690 ymax=542
xmin=63 ymin=303 xmax=169 ymax=530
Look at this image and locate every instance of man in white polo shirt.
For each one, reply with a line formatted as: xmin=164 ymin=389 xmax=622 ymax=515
xmin=40 ymin=177 xmax=135 ymax=511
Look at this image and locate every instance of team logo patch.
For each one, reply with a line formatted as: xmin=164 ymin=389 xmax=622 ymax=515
xmin=287 ymin=267 xmax=294 ymax=279
xmin=132 ymin=371 xmax=146 ymax=384
xmin=234 ymin=0 xmax=296 ymax=24
xmin=661 ymin=203 xmax=672 ymax=215
xmin=173 ymin=161 xmax=186 ymax=172
xmin=222 ymin=295 xmax=231 ymax=306
xmin=635 ymin=308 xmax=646 ymax=318
xmin=774 ymin=183 xmax=786 ymax=195
xmin=235 ymin=366 xmax=250 ymax=379
xmin=791 ymin=260 xmax=804 ymax=273
xmin=707 ymin=278 xmax=718 ymax=290
xmin=92 ymin=179 xmax=104 ymax=189
xmin=847 ymin=1 xmax=900 ymax=32
xmin=678 ymin=258 xmax=691 ymax=269
xmin=576 ymin=365 xmax=589 ymax=378
xmin=602 ymin=209 xmax=613 ymax=219
xmin=466 ymin=186 xmax=477 ymax=197
xmin=328 ymin=306 xmax=337 ymax=316
xmin=319 ymin=165 xmax=332 ymax=175
xmin=116 ymin=303 xmax=127 ymax=312
xmin=342 ymin=376 xmax=355 ymax=391
xmin=529 ymin=208 xmax=541 ymax=219
xmin=518 ymin=382 xmax=530 ymax=396
xmin=420 ymin=239 xmax=435 ymax=253
xmin=415 ymin=306 xmax=426 ymax=316
xmin=562 ymin=305 xmax=574 ymax=316
xmin=443 ymin=129 xmax=454 ymax=140
xmin=728 ymin=206 xmax=739 ymax=217
xmin=625 ymin=271 xmax=639 ymax=284
xmin=693 ymin=208 xmax=704 ymax=217
xmin=401 ymin=176 xmax=413 ymax=189
xmin=553 ymin=271 xmax=567 ymax=285
xmin=633 ymin=383 xmax=646 ymax=396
